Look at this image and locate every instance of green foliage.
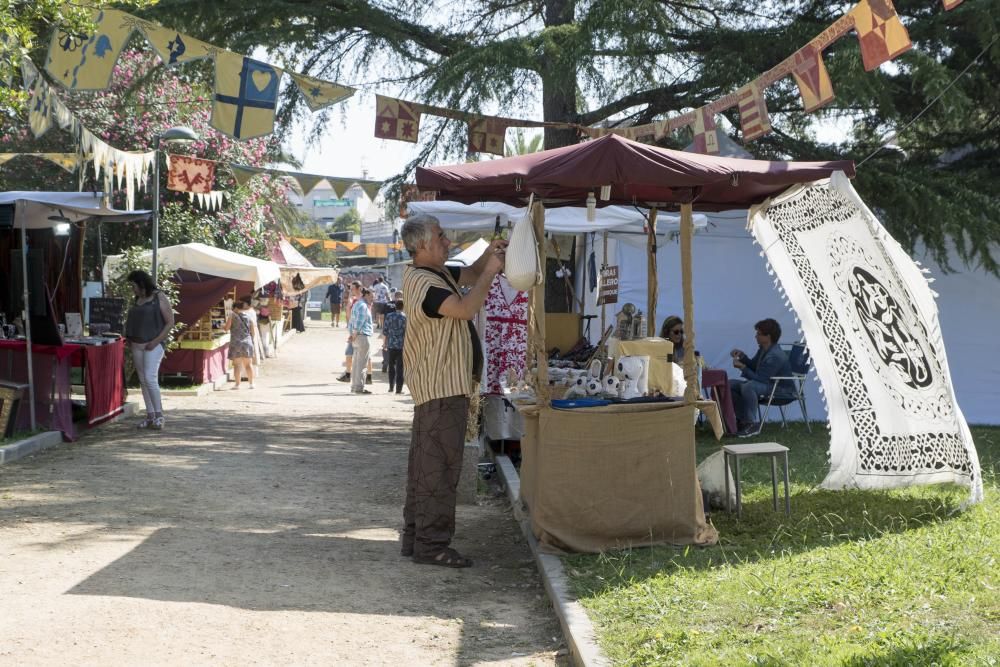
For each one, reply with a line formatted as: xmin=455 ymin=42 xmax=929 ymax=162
xmin=331 ymin=208 xmax=362 ymax=234
xmin=564 ymin=422 xmax=1000 ymax=665
xmin=143 ymin=0 xmax=1000 ymax=273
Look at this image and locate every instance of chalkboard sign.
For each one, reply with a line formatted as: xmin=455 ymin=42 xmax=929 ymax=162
xmin=88 ymin=297 xmax=126 ymax=333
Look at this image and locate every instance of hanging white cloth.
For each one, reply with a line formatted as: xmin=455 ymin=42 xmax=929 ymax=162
xmin=749 ymin=172 xmax=982 ymax=503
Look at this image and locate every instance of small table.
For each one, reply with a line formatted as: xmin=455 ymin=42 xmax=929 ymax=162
xmin=722 ymin=442 xmax=790 ymax=518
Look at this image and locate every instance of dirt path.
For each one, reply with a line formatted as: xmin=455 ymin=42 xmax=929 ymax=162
xmin=0 ymin=322 xmax=565 ymax=666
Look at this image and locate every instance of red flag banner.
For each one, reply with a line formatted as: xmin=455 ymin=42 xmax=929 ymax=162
xmin=690 ymin=106 xmax=720 ymax=154
xmin=374 ymin=95 xmax=422 ymax=143
xmin=167 ymin=154 xmax=216 ymax=194
xmin=791 ymin=42 xmax=836 ymax=113
xmin=737 ymin=81 xmax=772 ymax=142
xmin=850 ymin=0 xmax=912 ymax=72
xmin=468 ymin=116 xmax=512 ymax=156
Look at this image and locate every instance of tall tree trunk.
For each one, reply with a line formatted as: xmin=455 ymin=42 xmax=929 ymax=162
xmin=541 ymin=0 xmax=579 ymax=149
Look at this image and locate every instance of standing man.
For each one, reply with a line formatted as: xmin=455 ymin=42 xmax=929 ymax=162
xmin=400 ymin=214 xmax=506 ymax=568
xmin=381 ymin=299 xmax=407 ymax=394
xmin=347 ymin=288 xmax=374 ymax=395
xmin=337 ymin=281 xmax=362 ymax=383
xmin=326 ymin=279 xmax=344 ymax=328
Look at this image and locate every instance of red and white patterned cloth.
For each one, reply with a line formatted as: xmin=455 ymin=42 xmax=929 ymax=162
xmin=482 ymin=274 xmax=528 ymax=395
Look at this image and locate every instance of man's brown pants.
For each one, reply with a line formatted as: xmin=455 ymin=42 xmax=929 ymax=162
xmin=402 ymin=396 xmax=469 ymax=558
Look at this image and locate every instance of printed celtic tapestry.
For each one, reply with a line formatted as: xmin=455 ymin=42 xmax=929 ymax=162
xmin=749 ymin=173 xmax=982 ymax=502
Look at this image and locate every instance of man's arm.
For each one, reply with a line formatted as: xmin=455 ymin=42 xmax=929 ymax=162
xmin=457 ymin=239 xmax=508 ymax=287
xmin=439 ymin=251 xmax=505 ymax=321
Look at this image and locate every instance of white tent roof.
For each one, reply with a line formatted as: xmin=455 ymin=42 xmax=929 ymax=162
xmin=105 ymin=242 xmax=281 ymax=289
xmin=446 ymin=238 xmax=491 ymax=266
xmin=406 ymin=200 xmax=708 ymax=234
xmin=0 ymin=191 xmax=150 ymax=227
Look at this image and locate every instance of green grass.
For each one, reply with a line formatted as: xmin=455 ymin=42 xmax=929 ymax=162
xmin=564 ymin=423 xmax=1000 ymax=666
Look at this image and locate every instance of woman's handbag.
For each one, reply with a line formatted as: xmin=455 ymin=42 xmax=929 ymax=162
xmin=503 ymin=194 xmax=541 ymax=291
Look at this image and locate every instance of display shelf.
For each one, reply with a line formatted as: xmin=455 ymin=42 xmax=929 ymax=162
xmin=179 ymin=288 xmax=236 ymax=341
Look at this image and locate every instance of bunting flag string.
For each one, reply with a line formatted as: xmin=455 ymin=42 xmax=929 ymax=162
xmin=374 ymin=94 xmax=563 ymax=157
xmin=230 ymin=163 xmax=383 ymax=200
xmin=0 ymin=152 xmax=87 ymax=172
xmin=187 ymin=190 xmax=226 ymax=211
xmin=576 ymin=0 xmax=918 ymax=152
xmin=42 ymin=8 xmax=356 ymax=141
xmin=20 ymin=56 xmax=155 ymax=211
xmin=292 ymin=237 xmax=401 ymax=254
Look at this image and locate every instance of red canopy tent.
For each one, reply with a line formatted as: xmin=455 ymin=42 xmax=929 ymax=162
xmin=416 ymin=135 xmax=856 ymax=552
xmin=416 ymin=133 xmax=855 ymax=210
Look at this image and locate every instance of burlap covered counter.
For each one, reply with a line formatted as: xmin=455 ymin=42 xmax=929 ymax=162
xmin=519 ymin=401 xmax=720 ymax=553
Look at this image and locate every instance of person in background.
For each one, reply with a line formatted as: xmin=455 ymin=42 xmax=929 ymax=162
xmin=373 ymin=277 xmax=391 ymax=329
xmin=225 ymin=297 xmax=258 ymax=389
xmin=326 ymin=279 xmax=344 ymax=328
xmin=347 ymin=288 xmax=375 ymax=395
xmin=124 ymin=269 xmax=174 ymax=430
xmin=256 ymin=297 xmax=273 ymax=358
xmin=338 ymin=281 xmax=362 ymax=383
xmin=729 ymin=318 xmax=795 ymax=437
xmin=400 ymin=214 xmax=506 ymax=568
xmin=381 ymin=299 xmax=406 ymax=394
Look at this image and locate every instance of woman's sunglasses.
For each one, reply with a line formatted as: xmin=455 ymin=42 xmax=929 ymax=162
xmin=669 ymin=328 xmax=684 ymax=336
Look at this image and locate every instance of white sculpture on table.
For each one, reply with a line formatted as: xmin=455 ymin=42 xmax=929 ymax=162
xmin=616 ymin=355 xmax=649 ymax=400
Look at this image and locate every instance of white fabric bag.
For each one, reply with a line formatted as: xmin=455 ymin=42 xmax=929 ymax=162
xmin=504 ymin=194 xmax=541 ymax=291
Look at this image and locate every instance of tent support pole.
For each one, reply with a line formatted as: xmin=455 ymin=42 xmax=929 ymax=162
xmin=77 ymin=221 xmax=87 ymax=317
xmin=20 ymin=218 xmax=37 ymax=430
xmin=531 ymin=202 xmax=549 ymax=405
xmin=600 ymin=231 xmax=608 ymax=340
xmin=646 ymin=207 xmax=658 ymax=337
xmin=680 ymin=203 xmax=697 ymax=405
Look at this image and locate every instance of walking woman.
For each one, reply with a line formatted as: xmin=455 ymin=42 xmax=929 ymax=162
xmin=225 ymin=297 xmax=257 ymax=389
xmin=124 ymin=270 xmax=174 ymax=430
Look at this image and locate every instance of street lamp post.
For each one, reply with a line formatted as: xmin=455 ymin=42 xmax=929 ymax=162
xmin=151 ymin=126 xmax=199 ymax=277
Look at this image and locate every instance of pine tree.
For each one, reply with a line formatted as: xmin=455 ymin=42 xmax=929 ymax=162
xmin=131 ymin=0 xmax=1000 ymax=270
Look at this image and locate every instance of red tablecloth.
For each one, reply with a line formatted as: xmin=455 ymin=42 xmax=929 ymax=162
xmin=160 ymin=344 xmax=229 ymax=385
xmin=701 ymin=368 xmax=738 ymax=435
xmin=82 ymin=339 xmax=126 ymax=426
xmin=0 ymin=339 xmax=126 ymax=439
xmin=0 ymin=339 xmax=84 ymax=364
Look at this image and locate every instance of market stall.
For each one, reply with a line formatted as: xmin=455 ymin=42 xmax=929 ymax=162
xmin=416 ymin=133 xmax=855 ymax=551
xmin=0 ymin=191 xmax=149 ymax=440
xmin=269 ymin=236 xmax=338 ymax=350
xmin=105 ymin=243 xmax=281 ymax=385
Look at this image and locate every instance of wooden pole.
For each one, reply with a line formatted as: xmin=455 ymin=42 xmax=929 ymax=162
xmin=680 ymin=203 xmax=697 ymax=404
xmin=646 ymin=207 xmax=658 ymax=337
xmin=532 ymin=201 xmax=549 ymax=404
xmin=600 ymin=231 xmax=608 ymax=339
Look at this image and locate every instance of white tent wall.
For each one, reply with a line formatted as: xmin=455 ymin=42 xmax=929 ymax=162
xmin=580 ymin=217 xmax=1000 ymax=425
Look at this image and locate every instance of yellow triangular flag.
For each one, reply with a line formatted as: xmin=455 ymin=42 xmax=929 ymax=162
xmin=289 ymin=72 xmax=355 ymax=112
xmin=138 ymin=23 xmax=216 ymax=66
xmin=45 ymin=9 xmax=134 ymax=90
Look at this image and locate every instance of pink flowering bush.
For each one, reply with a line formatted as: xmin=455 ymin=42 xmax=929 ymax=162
xmin=1 ymin=50 xmax=287 ymax=261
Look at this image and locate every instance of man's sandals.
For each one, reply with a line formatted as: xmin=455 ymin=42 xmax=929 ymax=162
xmin=410 ymin=547 xmax=473 ymax=569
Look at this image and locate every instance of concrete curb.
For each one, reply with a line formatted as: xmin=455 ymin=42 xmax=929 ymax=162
xmin=0 ymin=431 xmax=63 ymax=465
xmin=494 ymin=454 xmax=610 ymax=667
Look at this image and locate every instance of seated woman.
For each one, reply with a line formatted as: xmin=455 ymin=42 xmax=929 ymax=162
xmin=660 ymin=315 xmax=688 ymax=364
xmin=729 ymin=318 xmax=795 ymax=437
